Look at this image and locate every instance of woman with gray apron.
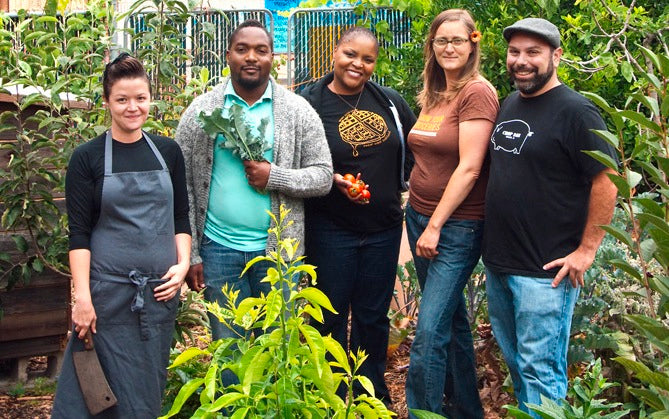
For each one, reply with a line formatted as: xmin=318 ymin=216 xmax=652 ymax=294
xmin=52 ymin=53 xmax=191 ymax=418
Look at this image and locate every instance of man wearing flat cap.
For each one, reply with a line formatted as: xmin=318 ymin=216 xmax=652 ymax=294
xmin=482 ymin=17 xmax=618 ymax=415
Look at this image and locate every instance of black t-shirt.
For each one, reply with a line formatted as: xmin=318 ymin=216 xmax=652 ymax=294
xmin=306 ymin=87 xmax=403 ymax=232
xmin=482 ymin=85 xmax=616 ymax=277
xmin=66 ymin=132 xmax=191 ymax=250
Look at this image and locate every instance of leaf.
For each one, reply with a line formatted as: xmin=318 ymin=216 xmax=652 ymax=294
xmin=11 ymin=235 xmax=28 ymax=253
xmin=590 ymin=129 xmax=619 ymax=149
xmin=298 ymin=323 xmax=326 ymax=377
xmin=201 ymin=362 xmax=218 ymax=404
xmin=240 ymin=255 xmax=273 ymax=277
xmin=637 ymin=213 xmax=669 ymax=236
xmin=198 ymin=104 xmax=270 ymax=161
xmin=614 ymin=357 xmax=669 ymax=390
xmin=355 ymin=374 xmax=375 ymax=397
xmin=158 ymin=378 xmax=205 ymax=419
xmin=649 ymin=275 xmax=669 ymax=298
xmin=31 ymin=258 xmax=44 ymax=273
xmin=242 ymin=350 xmax=271 ymax=393
xmin=606 ymin=173 xmax=632 ymax=199
xmin=301 ymin=303 xmax=324 ymax=323
xmin=600 ymin=225 xmax=634 ymax=248
xmin=234 ymin=297 xmax=265 ymax=324
xmin=323 ymin=335 xmax=350 ymax=372
xmin=626 ymin=315 xmax=669 ymax=355
xmin=582 ymin=150 xmax=618 ymax=171
xmin=609 ymin=259 xmax=642 ymax=280
xmin=619 ymin=110 xmax=662 ymax=133
xmin=168 ymin=347 xmax=208 ymax=368
xmin=209 ymin=392 xmax=246 ymax=411
xmin=620 ymin=61 xmax=633 ymax=82
xmin=262 ymin=289 xmax=283 ymax=330
xmin=17 ymin=60 xmax=32 ymax=77
xmin=627 ymin=388 xmax=665 ymax=411
xmin=294 ymin=287 xmax=337 ymax=313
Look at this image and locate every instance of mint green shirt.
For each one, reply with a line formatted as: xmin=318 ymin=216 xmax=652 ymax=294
xmin=204 ymin=82 xmax=274 ymax=251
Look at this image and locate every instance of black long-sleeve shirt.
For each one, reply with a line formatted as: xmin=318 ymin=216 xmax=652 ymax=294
xmin=66 ymin=132 xmax=191 ymax=250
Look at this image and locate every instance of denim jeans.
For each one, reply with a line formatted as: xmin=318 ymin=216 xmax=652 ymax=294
xmin=405 ymin=204 xmax=483 ymax=419
xmin=485 ymin=268 xmax=580 ymax=418
xmin=305 ymin=211 xmax=402 ymax=403
xmin=200 ymin=235 xmax=273 ymax=341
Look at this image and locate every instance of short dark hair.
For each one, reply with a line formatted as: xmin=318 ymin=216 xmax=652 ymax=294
xmin=102 ymin=52 xmax=150 ymax=100
xmin=337 ymin=26 xmax=379 ymax=54
xmin=228 ymin=19 xmax=273 ymax=51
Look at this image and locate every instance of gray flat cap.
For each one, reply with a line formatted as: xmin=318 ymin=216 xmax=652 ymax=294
xmin=503 ymin=18 xmax=561 ymax=48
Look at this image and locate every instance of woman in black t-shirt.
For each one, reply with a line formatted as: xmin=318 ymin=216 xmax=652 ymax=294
xmin=52 ymin=54 xmax=191 ymax=418
xmin=300 ymin=26 xmax=416 ymax=405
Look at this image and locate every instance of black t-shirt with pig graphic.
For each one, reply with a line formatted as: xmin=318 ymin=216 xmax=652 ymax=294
xmin=482 ymin=84 xmax=616 ymax=277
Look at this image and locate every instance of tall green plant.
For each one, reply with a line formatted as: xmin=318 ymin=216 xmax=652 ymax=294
xmin=0 ymin=2 xmax=112 ymax=296
xmin=161 ymin=206 xmax=394 ymax=418
xmin=121 ymin=0 xmax=216 ymax=136
xmin=583 ymin=46 xmax=669 ymax=416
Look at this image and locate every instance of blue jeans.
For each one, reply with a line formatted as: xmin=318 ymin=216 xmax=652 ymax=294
xmin=405 ymin=204 xmax=483 ymax=419
xmin=485 ymin=268 xmax=580 ymax=417
xmin=305 ymin=212 xmax=402 ymax=403
xmin=200 ymin=235 xmax=273 ymax=341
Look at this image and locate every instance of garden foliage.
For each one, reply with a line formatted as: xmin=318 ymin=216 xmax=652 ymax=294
xmin=161 ymin=206 xmax=394 ymax=418
xmin=0 ymin=0 xmax=111 ymax=296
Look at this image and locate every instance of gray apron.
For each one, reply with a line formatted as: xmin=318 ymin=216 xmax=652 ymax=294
xmin=52 ymin=131 xmax=179 ymax=419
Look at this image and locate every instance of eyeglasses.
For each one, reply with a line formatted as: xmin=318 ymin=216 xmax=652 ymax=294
xmin=432 ymin=37 xmax=470 ymax=48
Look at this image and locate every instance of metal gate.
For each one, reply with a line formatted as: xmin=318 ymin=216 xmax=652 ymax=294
xmin=286 ymin=7 xmax=412 ymax=92
xmin=124 ymin=9 xmax=273 ymax=82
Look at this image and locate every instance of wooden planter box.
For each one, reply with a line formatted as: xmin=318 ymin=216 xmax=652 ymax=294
xmin=0 ymin=271 xmax=70 ymax=360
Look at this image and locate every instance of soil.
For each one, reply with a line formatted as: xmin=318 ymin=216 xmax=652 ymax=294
xmin=0 ymin=324 xmax=513 ymax=418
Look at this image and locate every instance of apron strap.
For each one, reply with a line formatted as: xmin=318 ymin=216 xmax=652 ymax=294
xmin=104 ymin=131 xmax=168 ymax=175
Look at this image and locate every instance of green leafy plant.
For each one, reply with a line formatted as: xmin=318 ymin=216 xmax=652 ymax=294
xmin=0 ymin=3 xmax=112 ymax=297
xmin=582 ymin=44 xmax=669 ymax=416
xmin=160 ymin=205 xmax=394 ymax=418
xmin=172 ymin=290 xmax=209 ymax=348
xmin=161 ymin=347 xmax=211 ymax=418
xmin=505 ymin=359 xmax=630 ymax=419
xmin=7 ymin=381 xmax=26 ymax=397
xmin=409 ymin=409 xmax=446 ymax=419
xmin=198 ymin=103 xmax=271 ymax=161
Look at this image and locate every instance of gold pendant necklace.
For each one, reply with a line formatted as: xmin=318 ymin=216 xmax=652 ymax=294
xmin=333 ymin=87 xmax=364 ymax=116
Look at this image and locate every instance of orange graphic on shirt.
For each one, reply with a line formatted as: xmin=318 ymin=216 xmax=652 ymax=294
xmin=411 ymin=114 xmax=444 ymax=135
xmin=338 ymin=109 xmax=390 ymax=156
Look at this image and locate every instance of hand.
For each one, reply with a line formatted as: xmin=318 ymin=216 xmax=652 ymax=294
xmin=333 ymin=172 xmax=369 ymax=205
xmin=72 ymin=298 xmax=97 ymax=339
xmin=543 ymin=247 xmax=596 ymax=288
xmin=185 ymin=263 xmax=205 ymax=292
xmin=243 ymin=160 xmax=270 ymax=189
xmin=155 ymin=262 xmax=189 ymax=301
xmin=416 ymin=225 xmax=440 ymax=259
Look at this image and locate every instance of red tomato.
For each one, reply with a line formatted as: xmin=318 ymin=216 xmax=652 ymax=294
xmin=360 ymin=189 xmax=371 ymax=200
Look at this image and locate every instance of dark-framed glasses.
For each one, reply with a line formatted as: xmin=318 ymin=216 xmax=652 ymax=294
xmin=432 ymin=37 xmax=469 ymax=48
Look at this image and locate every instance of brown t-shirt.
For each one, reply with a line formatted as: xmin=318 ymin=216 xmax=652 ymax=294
xmin=408 ymin=78 xmax=499 ymax=219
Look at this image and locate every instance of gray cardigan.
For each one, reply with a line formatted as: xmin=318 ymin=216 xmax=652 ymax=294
xmin=175 ymin=78 xmax=333 ymax=264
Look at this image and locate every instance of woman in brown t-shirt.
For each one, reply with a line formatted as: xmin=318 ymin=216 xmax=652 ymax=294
xmin=404 ymin=9 xmax=499 ymax=419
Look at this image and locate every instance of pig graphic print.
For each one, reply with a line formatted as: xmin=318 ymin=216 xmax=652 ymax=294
xmin=490 ymin=119 xmax=533 ymax=154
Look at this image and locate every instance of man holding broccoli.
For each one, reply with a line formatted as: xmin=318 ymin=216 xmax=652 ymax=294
xmin=175 ymin=19 xmax=333 ymax=340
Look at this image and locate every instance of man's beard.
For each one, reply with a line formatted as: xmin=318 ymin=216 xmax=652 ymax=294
xmin=509 ymin=60 xmax=554 ymax=95
xmin=237 ymin=75 xmax=265 ymax=90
